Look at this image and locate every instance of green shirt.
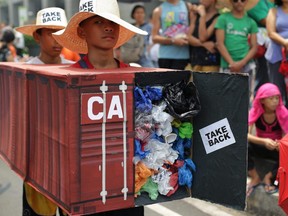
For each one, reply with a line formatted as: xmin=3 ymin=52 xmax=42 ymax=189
xmin=247 ymin=0 xmax=274 ymax=27
xmin=215 ymin=12 xmax=258 ymax=68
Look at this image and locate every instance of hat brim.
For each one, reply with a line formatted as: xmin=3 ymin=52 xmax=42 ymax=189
xmin=216 ymin=0 xmax=259 ymax=10
xmin=15 ymin=25 xmax=65 ymax=36
xmin=53 ymin=12 xmax=148 ymax=54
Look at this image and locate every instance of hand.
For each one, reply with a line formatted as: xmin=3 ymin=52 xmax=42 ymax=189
xmin=284 ymin=40 xmax=288 ymax=52
xmin=229 ymin=61 xmax=245 ymax=72
xmin=191 ymin=4 xmax=199 ymax=13
xmin=203 ymin=41 xmax=216 ymax=53
xmin=173 ymin=37 xmax=189 ymax=46
xmin=196 ymin=5 xmax=206 ymax=17
xmin=263 ymin=138 xmax=278 ymax=150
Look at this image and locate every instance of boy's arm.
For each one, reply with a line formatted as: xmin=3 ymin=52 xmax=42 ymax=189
xmin=198 ymin=7 xmax=218 ymax=42
xmin=248 ymin=125 xmax=278 ymax=150
xmin=216 ymin=29 xmax=234 ymax=66
xmin=187 ymin=11 xmax=202 ymax=46
xmin=151 ymin=7 xmax=171 ymax=45
xmin=187 ymin=13 xmax=216 ymax=53
xmin=238 ymin=33 xmax=258 ymax=66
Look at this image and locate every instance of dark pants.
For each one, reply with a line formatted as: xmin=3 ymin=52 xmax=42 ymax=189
xmin=158 ymin=58 xmax=189 ymax=70
xmin=248 ymin=143 xmax=279 ymax=181
xmin=254 ymin=56 xmax=270 ymax=95
xmin=268 ymin=61 xmax=288 ymax=107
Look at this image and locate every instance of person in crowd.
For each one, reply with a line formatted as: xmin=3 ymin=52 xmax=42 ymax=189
xmin=215 ymin=0 xmax=258 ymax=94
xmin=151 ymin=0 xmax=192 ymax=70
xmin=123 ymin=4 xmax=153 ymax=67
xmin=0 ymin=29 xmax=16 ymax=62
xmin=15 ymin=7 xmax=73 ymax=216
xmin=187 ymin=0 xmax=220 ymax=72
xmin=247 ymin=0 xmax=274 ymax=96
xmin=52 ymin=0 xmax=147 ymax=215
xmin=247 ymin=83 xmax=288 ymax=195
xmin=14 ymin=29 xmax=25 ymax=58
xmin=265 ymin=0 xmax=288 ymax=107
xmin=147 ymin=14 xmax=160 ymax=68
xmin=120 ymin=26 xmax=145 ymax=66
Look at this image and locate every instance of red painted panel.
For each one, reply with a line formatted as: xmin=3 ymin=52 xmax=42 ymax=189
xmin=0 ymin=63 xmax=28 ymax=179
xmin=25 ymin=66 xmax=135 ymax=215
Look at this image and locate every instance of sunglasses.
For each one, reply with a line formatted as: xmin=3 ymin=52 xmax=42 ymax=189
xmin=232 ymin=0 xmax=246 ymax=3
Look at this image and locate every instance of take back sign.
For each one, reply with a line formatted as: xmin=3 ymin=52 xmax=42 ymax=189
xmin=199 ymin=118 xmax=236 ymax=154
xmin=81 ymin=93 xmax=124 ymax=124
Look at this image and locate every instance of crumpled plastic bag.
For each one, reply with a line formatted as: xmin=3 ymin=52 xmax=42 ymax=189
xmin=135 ymin=162 xmax=153 ymax=193
xmin=138 ymin=177 xmax=159 ymax=200
xmin=142 ymin=139 xmax=179 ymax=170
xmin=152 ymin=167 xmax=174 ymax=195
xmin=163 ymin=80 xmax=201 ymax=121
xmin=178 ymin=159 xmax=196 ymax=188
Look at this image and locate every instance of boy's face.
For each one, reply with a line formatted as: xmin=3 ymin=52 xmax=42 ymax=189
xmin=230 ymin=0 xmax=247 ymax=12
xmin=33 ymin=28 xmax=63 ymax=58
xmin=133 ymin=7 xmax=145 ymax=23
xmin=78 ymin=15 xmax=120 ymax=50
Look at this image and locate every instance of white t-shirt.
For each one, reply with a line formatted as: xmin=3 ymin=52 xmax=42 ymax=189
xmin=26 ymin=56 xmax=74 ymax=64
xmin=14 ymin=31 xmax=25 ymax=49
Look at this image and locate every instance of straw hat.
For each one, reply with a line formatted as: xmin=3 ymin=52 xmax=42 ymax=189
xmin=52 ymin=0 xmax=148 ymax=54
xmin=216 ymin=0 xmax=259 ymax=10
xmin=15 ymin=7 xmax=68 ymax=36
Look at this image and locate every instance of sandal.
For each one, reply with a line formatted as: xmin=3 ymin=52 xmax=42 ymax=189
xmin=264 ymin=184 xmax=278 ymax=194
xmin=246 ymin=183 xmax=261 ymax=197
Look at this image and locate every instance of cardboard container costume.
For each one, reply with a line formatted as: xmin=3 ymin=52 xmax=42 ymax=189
xmin=0 ymin=63 xmax=248 ymax=215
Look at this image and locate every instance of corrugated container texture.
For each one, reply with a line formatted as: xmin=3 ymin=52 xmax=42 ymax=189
xmin=26 ymin=65 xmax=137 ymax=215
xmin=0 ymin=63 xmax=28 ymax=179
xmin=24 ymin=65 xmax=185 ymax=215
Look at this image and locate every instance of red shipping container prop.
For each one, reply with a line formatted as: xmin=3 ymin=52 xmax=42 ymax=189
xmin=278 ymin=134 xmax=288 ymax=214
xmin=26 ymin=65 xmax=138 ymax=215
xmin=0 ymin=63 xmax=248 ymax=215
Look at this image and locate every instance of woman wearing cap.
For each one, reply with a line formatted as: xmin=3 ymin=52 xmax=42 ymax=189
xmin=15 ymin=7 xmax=73 ymax=216
xmin=52 ymin=0 xmax=147 ymax=215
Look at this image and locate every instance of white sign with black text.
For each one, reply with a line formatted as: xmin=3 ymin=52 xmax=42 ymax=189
xmin=199 ymin=118 xmax=236 ymax=154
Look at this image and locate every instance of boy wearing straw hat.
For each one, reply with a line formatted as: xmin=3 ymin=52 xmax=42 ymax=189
xmin=53 ymin=0 xmax=147 ymax=215
xmin=16 ymin=7 xmax=73 ymax=65
xmin=15 ymin=7 xmax=73 ymax=216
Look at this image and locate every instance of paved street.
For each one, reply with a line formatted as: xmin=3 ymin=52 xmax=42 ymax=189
xmin=0 ymin=158 xmax=252 ymax=216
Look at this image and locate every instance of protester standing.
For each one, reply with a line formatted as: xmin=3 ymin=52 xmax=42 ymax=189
xmin=265 ymin=0 xmax=288 ymax=107
xmin=187 ymin=0 xmax=220 ymax=72
xmin=151 ymin=0 xmax=192 ymax=70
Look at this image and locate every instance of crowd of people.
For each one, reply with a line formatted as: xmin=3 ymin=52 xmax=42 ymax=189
xmin=0 ymin=0 xmax=288 ymax=215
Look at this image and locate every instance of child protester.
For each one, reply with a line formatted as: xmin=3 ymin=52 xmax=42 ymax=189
xmin=16 ymin=7 xmax=73 ymax=65
xmin=52 ymin=0 xmax=147 ymax=215
xmin=247 ymin=83 xmax=288 ymax=196
xmin=15 ymin=7 xmax=73 ymax=216
xmin=215 ymin=0 xmax=258 ymax=92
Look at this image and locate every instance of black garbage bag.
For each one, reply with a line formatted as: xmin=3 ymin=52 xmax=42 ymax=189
xmin=163 ymin=80 xmax=201 ymax=122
